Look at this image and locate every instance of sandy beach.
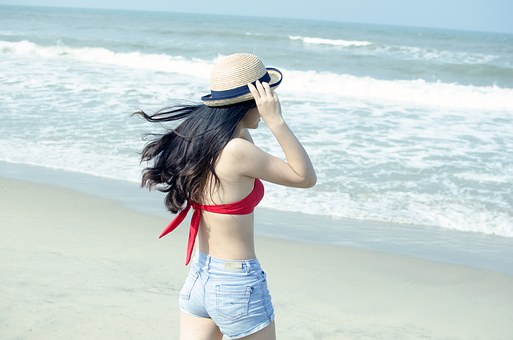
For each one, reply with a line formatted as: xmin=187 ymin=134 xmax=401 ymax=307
xmin=1 ymin=176 xmax=513 ymax=339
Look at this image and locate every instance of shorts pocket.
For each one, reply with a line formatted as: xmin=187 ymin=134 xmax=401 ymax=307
xmin=180 ymin=271 xmax=199 ymax=300
xmin=215 ymin=284 xmax=252 ymax=320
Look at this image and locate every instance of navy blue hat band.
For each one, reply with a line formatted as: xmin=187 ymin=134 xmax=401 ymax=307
xmin=203 ymin=71 xmax=271 ymax=101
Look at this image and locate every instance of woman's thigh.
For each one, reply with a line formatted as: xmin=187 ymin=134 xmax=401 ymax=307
xmin=180 ymin=311 xmax=223 ymax=340
xmin=239 ymin=321 xmax=276 ymax=340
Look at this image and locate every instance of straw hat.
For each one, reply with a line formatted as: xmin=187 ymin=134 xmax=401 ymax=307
xmin=201 ymin=53 xmax=283 ymax=107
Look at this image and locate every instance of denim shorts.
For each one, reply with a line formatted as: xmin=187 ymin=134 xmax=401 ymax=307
xmin=179 ymin=251 xmax=275 ymax=339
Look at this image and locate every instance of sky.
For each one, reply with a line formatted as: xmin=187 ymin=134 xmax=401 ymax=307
xmin=1 ymin=0 xmax=512 ymax=34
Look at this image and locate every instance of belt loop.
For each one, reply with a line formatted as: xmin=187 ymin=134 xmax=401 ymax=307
xmin=244 ymin=260 xmax=251 ymax=273
xmin=207 ymin=254 xmax=212 ymax=273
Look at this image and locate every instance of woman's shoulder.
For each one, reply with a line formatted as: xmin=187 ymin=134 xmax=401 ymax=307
xmin=215 ymin=138 xmax=257 ymax=177
xmin=223 ymin=137 xmax=256 ymax=157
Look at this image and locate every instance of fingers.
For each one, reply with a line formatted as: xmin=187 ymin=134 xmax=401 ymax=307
xmin=261 ymin=81 xmax=272 ymax=96
xmin=247 ymin=82 xmax=260 ymax=100
xmin=248 ymin=80 xmax=273 ymax=101
xmin=256 ymin=80 xmax=273 ymax=97
xmin=255 ymin=80 xmax=265 ymax=95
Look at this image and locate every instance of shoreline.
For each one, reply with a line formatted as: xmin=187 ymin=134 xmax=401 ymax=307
xmin=1 ymin=161 xmax=513 ymax=276
xmin=1 ymin=176 xmax=513 ymax=339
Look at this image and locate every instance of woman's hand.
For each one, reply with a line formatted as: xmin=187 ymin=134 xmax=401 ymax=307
xmin=239 ymin=80 xmax=316 ymax=188
xmin=247 ymin=81 xmax=284 ymax=127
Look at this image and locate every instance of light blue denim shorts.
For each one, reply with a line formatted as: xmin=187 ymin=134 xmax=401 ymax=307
xmin=179 ymin=251 xmax=275 ymax=339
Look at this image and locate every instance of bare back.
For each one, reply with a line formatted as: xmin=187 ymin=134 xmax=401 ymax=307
xmin=196 ymin=137 xmax=258 ymax=260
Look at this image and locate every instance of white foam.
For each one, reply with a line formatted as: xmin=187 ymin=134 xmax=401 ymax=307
xmin=289 ymin=35 xmax=372 ymax=47
xmin=416 ymin=201 xmax=513 ymax=237
xmin=0 ymin=140 xmax=142 ymax=184
xmin=0 ymin=40 xmax=211 ymax=80
xmin=374 ymin=44 xmax=499 ymax=64
xmin=280 ymin=70 xmax=513 ymax=111
xmin=259 ymin=185 xmax=513 ymax=238
xmin=454 ymin=172 xmax=510 ymax=184
xmin=2 ymin=40 xmax=512 ymax=111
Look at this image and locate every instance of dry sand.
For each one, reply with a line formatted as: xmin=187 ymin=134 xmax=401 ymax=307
xmin=1 ymin=177 xmax=512 ymax=339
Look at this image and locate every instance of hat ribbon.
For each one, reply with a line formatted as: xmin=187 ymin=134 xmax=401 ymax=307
xmin=207 ymin=72 xmax=271 ymax=100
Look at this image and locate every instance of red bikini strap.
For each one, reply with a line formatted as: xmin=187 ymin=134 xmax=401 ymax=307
xmin=159 ymin=203 xmax=191 ymax=239
xmin=158 ymin=202 xmax=202 ymax=266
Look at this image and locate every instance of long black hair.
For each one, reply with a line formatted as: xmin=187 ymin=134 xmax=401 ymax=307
xmin=133 ymin=100 xmax=256 ymax=213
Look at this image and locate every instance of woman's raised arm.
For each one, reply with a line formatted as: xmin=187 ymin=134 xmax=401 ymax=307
xmin=226 ymin=81 xmax=316 ymax=188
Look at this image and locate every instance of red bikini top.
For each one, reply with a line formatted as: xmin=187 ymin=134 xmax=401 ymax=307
xmin=159 ymin=178 xmax=265 ymax=265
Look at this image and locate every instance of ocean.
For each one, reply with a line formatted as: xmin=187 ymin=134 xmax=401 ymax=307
xmin=1 ymin=5 xmax=513 ymax=272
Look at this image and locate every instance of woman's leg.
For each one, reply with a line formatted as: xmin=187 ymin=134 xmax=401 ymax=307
xmin=180 ymin=311 xmax=223 ymax=340
xmin=239 ymin=321 xmax=276 ymax=340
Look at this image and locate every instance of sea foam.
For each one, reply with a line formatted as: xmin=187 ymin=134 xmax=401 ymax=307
xmin=289 ymin=35 xmax=372 ymax=47
xmin=2 ymin=40 xmax=512 ymax=111
xmin=0 ymin=40 xmax=211 ymax=80
xmin=281 ymin=70 xmax=513 ymax=111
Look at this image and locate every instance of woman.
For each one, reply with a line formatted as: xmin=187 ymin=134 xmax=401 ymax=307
xmin=135 ymin=53 xmax=316 ymax=339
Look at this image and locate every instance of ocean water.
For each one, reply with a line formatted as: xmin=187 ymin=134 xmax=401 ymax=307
xmin=1 ymin=5 xmax=513 ymax=243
